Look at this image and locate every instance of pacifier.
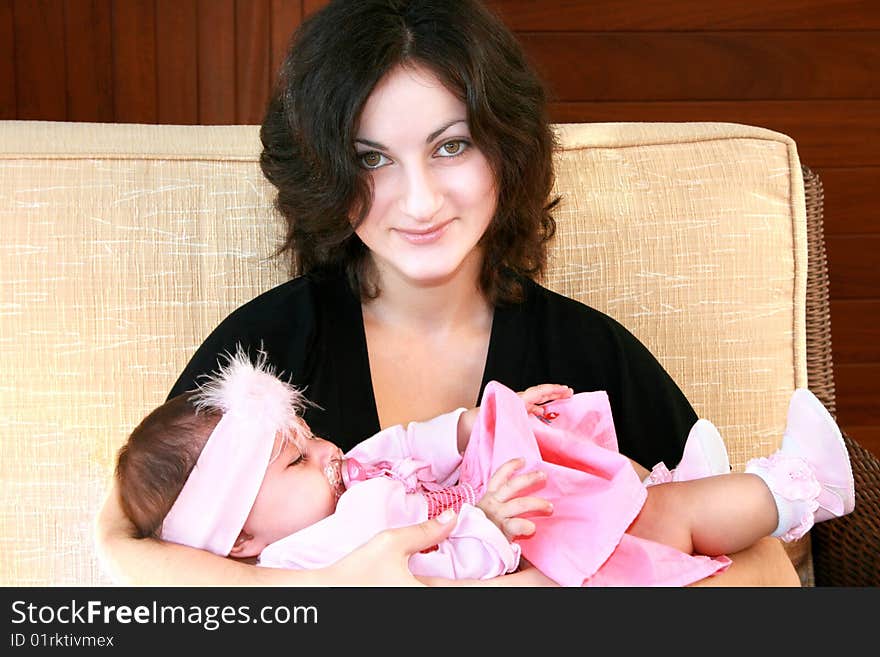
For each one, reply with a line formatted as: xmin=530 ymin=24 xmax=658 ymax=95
xmin=324 ymin=454 xmax=347 ymax=499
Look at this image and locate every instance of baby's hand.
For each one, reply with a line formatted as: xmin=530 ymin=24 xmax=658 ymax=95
xmin=477 ymin=457 xmax=553 ymax=542
xmin=517 ymin=383 xmax=573 ymax=415
xmin=457 ymin=383 xmax=572 ymax=451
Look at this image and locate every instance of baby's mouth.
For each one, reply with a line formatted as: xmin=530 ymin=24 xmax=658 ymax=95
xmin=324 ymin=455 xmax=346 ymax=499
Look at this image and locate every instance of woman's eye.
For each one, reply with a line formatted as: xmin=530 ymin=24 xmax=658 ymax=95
xmin=436 ymin=140 xmax=469 ymax=157
xmin=288 ymin=451 xmax=306 ymax=467
xmin=358 ymin=151 xmax=390 ymax=170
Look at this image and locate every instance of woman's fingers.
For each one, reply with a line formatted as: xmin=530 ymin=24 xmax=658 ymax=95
xmin=329 ymin=512 xmax=459 ymax=586
xmin=389 ymin=509 xmax=458 ymax=556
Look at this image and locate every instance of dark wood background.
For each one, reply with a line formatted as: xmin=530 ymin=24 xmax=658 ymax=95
xmin=2 ymin=0 xmax=877 ymax=458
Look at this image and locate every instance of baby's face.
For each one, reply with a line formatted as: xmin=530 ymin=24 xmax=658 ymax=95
xmin=241 ymin=432 xmax=344 ymax=553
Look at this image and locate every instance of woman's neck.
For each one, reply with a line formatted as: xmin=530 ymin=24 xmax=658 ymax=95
xmin=362 ymin=251 xmax=491 ymax=334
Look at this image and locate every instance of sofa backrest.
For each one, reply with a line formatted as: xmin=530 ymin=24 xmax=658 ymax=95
xmin=0 ymin=120 xmax=806 ymax=585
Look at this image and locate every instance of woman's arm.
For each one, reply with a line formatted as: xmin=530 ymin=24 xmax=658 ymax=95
xmin=422 ymin=539 xmax=800 ymax=587
xmin=687 ymin=536 xmax=800 ymax=587
xmin=419 ymin=565 xmax=560 ymax=586
xmin=94 ymin=480 xmax=458 ymax=586
xmin=626 ymin=458 xmax=799 ymax=585
xmin=624 ymin=452 xmax=799 ymax=586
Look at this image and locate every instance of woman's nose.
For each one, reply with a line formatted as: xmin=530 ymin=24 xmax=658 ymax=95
xmin=400 ymin=164 xmax=443 ymax=221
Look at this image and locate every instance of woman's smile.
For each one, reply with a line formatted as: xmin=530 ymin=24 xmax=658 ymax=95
xmin=394 ymin=219 xmax=454 ymax=245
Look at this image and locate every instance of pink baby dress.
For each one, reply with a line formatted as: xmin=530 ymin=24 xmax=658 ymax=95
xmin=462 ymin=381 xmax=731 ymax=586
xmin=259 ymin=381 xmax=731 ymax=586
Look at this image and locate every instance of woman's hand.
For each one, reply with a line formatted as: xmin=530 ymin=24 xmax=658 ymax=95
xmin=320 ymin=509 xmax=460 ymax=586
xmin=476 ymin=457 xmax=553 ymax=541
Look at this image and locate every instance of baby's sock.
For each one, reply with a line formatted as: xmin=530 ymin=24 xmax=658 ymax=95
xmin=744 ymin=453 xmax=820 ymax=542
xmin=744 ymin=388 xmax=855 ymax=542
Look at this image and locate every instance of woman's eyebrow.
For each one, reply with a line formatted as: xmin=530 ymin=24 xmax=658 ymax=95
xmin=426 ymin=119 xmax=467 ymax=143
xmin=354 ymin=119 xmax=468 ymax=150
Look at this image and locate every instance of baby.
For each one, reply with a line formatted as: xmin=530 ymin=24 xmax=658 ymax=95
xmin=116 ymin=348 xmax=855 ymax=586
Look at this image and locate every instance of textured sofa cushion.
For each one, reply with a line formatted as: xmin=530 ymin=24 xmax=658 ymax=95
xmin=0 ymin=120 xmax=806 ymax=585
xmin=547 ymin=122 xmax=807 ymax=469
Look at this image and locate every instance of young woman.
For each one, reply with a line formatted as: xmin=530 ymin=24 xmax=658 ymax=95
xmin=95 ymin=0 xmax=799 ymax=586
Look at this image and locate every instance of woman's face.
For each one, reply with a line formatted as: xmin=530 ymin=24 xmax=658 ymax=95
xmin=353 ymin=64 xmax=498 ymax=288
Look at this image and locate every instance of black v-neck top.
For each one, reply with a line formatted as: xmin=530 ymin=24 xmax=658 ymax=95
xmin=169 ymin=267 xmax=697 ymax=469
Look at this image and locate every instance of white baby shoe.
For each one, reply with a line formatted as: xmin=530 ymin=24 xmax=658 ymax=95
xmin=745 ymin=388 xmax=855 ymax=541
xmin=643 ymin=418 xmax=731 ymax=485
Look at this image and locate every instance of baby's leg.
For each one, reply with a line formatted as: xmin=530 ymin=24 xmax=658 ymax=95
xmin=629 ymin=388 xmax=855 ymax=557
xmin=628 ymin=474 xmax=779 ymax=556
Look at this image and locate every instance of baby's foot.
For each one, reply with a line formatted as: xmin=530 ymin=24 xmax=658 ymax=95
xmin=779 ymin=389 xmax=855 ymax=522
xmin=746 ymin=389 xmax=855 ymax=542
xmin=644 ymin=418 xmax=730 ymax=485
xmin=674 ymin=419 xmax=731 ymax=481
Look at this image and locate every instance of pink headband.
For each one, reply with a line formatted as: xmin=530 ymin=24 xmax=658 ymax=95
xmin=160 ymin=347 xmax=311 ymax=556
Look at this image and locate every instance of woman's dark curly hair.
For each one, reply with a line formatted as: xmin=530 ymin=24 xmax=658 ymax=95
xmin=260 ymin=0 xmax=559 ymax=304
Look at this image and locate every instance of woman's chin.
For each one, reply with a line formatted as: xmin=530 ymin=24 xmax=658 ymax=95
xmin=402 ymin=250 xmax=483 ymax=287
xmin=401 ymin=266 xmax=465 ymax=288
xmin=369 ymin=245 xmax=483 ymax=290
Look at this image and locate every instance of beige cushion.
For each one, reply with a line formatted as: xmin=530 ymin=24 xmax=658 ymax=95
xmin=547 ymin=122 xmax=807 ymax=468
xmin=0 ymin=120 xmax=806 ymax=585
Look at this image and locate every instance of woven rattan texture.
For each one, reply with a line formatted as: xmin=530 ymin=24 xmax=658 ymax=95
xmin=802 ymin=165 xmax=880 ymax=586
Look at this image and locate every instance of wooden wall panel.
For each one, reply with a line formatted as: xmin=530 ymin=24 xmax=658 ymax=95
xmin=64 ymin=0 xmax=113 ymax=122
xmin=156 ymin=0 xmax=198 ymax=124
xmin=549 ymin=101 xmax=880 ymax=168
xmin=843 ymin=426 xmax=880 ymax=460
xmin=303 ymin=0 xmax=329 ymax=18
xmin=521 ymin=32 xmax=880 ymax=102
xmin=235 ymin=0 xmax=271 ymax=124
xmin=0 ymin=0 xmax=15 ymax=118
xmin=112 ymin=0 xmax=157 ymax=123
xmin=817 ymin=168 xmax=880 ymax=236
xmin=270 ymin=0 xmax=302 ymax=84
xmin=836 ymin=364 xmax=880 ymax=426
xmin=197 ymin=0 xmax=235 ymax=124
xmin=830 ymin=301 xmax=880 ymax=362
xmin=13 ymin=0 xmax=67 ymax=120
xmin=827 ymin=236 xmax=880 ymax=299
xmin=488 ymin=0 xmax=880 ymax=30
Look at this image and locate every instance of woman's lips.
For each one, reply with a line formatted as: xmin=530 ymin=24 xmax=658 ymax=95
xmin=395 ymin=219 xmax=452 ymax=245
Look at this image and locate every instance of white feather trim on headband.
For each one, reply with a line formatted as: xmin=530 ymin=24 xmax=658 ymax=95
xmin=190 ymin=346 xmax=312 ymax=446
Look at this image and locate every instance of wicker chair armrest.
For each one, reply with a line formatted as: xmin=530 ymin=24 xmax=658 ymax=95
xmin=810 ymin=430 xmax=880 ymax=586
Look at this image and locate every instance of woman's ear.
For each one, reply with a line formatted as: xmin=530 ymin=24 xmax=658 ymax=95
xmin=228 ymin=530 xmax=261 ymax=559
